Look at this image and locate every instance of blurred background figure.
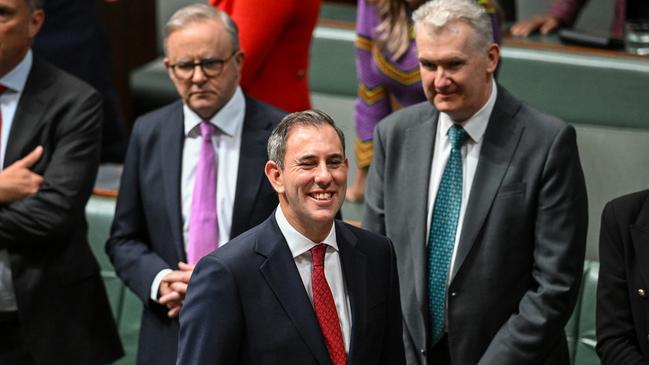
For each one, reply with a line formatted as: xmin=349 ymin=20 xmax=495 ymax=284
xmin=33 ymin=0 xmax=128 ymax=162
xmin=0 ymin=0 xmax=123 ymax=363
xmin=509 ymin=0 xmax=645 ymax=38
xmin=347 ymin=0 xmax=500 ymax=202
xmin=210 ymin=0 xmax=322 ymax=112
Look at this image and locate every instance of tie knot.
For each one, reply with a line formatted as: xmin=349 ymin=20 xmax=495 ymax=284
xmin=448 ymin=125 xmax=467 ymax=150
xmin=311 ymin=244 xmax=327 ymax=267
xmin=199 ymin=121 xmax=216 ymax=141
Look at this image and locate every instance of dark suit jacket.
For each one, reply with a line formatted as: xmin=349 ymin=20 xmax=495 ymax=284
xmin=364 ymin=85 xmax=588 ymax=364
xmin=0 ymin=57 xmax=123 ymax=364
xmin=106 ymin=96 xmax=285 ymax=365
xmin=596 ymin=189 xmax=649 ymax=364
xmin=177 ymin=215 xmax=405 ymax=364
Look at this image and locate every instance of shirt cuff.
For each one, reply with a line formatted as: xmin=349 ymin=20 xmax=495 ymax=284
xmin=150 ymin=268 xmax=173 ymax=302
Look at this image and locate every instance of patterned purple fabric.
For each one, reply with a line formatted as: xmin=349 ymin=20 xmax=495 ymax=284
xmin=354 ymin=0 xmax=426 ymax=166
xmin=353 ymin=0 xmax=500 ymax=167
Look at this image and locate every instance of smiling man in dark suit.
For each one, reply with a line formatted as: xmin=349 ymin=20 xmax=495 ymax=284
xmin=177 ymin=110 xmax=405 ymax=365
xmin=0 ymin=0 xmax=123 ymax=364
xmin=363 ymin=0 xmax=589 ymax=364
xmin=106 ymin=4 xmax=285 ymax=365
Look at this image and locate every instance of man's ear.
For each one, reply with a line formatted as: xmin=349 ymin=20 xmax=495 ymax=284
xmin=28 ymin=9 xmax=45 ymax=38
xmin=235 ymin=50 xmax=244 ymax=71
xmin=486 ymin=43 xmax=500 ymax=74
xmin=264 ymin=160 xmax=284 ymax=194
xmin=163 ymin=57 xmax=177 ymax=80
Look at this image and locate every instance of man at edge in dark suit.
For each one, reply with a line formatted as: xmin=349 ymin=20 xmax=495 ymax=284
xmin=106 ymin=4 xmax=285 ymax=365
xmin=596 ymin=189 xmax=649 ymax=364
xmin=0 ymin=0 xmax=123 ymax=363
xmin=363 ymin=0 xmax=588 ymax=364
xmin=177 ymin=110 xmax=406 ymax=364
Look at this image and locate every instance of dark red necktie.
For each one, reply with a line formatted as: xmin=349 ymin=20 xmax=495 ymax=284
xmin=0 ymin=84 xmax=7 ymax=155
xmin=311 ymin=243 xmax=347 ymax=365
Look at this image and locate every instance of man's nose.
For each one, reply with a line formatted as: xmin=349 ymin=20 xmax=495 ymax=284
xmin=191 ymin=65 xmax=208 ymax=83
xmin=434 ymin=68 xmax=451 ymax=89
xmin=314 ymin=163 xmax=333 ymax=185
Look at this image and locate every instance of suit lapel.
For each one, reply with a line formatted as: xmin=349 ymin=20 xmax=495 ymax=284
xmin=402 ymin=109 xmax=438 ymax=350
xmin=630 ymin=195 xmax=649 ymax=284
xmin=335 ymin=221 xmax=365 ymax=364
xmin=160 ymin=102 xmax=186 ymax=261
xmin=257 ymin=217 xmax=331 ymax=365
xmin=230 ymin=97 xmax=272 ymax=237
xmin=5 ymin=59 xmax=51 ymax=167
xmin=451 ymin=87 xmax=524 ymax=281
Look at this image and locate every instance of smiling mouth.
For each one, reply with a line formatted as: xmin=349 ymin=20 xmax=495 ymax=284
xmin=311 ymin=192 xmax=333 ymax=201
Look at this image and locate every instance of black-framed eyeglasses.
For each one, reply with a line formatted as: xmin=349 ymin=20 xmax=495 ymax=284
xmin=168 ymin=51 xmax=238 ymax=80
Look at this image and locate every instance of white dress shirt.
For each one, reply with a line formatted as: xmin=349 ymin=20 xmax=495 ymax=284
xmin=0 ymin=50 xmax=33 ymax=311
xmin=426 ymin=80 xmax=497 ymax=280
xmin=275 ymin=207 xmax=352 ymax=353
xmin=150 ymin=87 xmax=245 ymax=301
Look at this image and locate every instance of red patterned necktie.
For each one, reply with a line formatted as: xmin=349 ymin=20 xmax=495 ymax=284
xmin=0 ymin=84 xmax=7 ymax=156
xmin=311 ymin=243 xmax=347 ymax=365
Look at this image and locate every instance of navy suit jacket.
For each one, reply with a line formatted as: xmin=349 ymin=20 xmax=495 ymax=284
xmin=106 ymin=96 xmax=285 ymax=365
xmin=177 ymin=215 xmax=405 ymax=364
xmin=0 ymin=57 xmax=123 ymax=365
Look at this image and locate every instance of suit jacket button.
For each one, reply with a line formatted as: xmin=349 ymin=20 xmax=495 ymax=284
xmin=450 ymin=292 xmax=457 ymax=297
xmin=639 ymin=289 xmax=647 ymax=298
xmin=420 ymin=349 xmax=426 ymax=354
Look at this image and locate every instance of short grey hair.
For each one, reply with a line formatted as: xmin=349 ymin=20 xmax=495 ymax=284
xmin=413 ymin=0 xmax=493 ymax=51
xmin=164 ymin=4 xmax=239 ymax=53
xmin=267 ymin=110 xmax=346 ymax=169
xmin=25 ymin=0 xmax=45 ymax=10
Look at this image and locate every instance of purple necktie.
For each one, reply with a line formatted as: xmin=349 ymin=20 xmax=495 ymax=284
xmin=187 ymin=121 xmax=218 ymax=264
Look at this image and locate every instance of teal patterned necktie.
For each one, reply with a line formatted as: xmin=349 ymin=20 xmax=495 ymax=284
xmin=428 ymin=124 xmax=467 ymax=344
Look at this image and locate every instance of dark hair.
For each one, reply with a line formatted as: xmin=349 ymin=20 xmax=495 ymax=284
xmin=26 ymin=0 xmax=45 ymax=10
xmin=267 ymin=110 xmax=346 ymax=169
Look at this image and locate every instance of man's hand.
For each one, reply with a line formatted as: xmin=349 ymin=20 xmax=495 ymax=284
xmin=510 ymin=15 xmax=561 ymax=37
xmin=158 ymin=262 xmax=195 ymax=318
xmin=0 ymin=146 xmax=44 ymax=204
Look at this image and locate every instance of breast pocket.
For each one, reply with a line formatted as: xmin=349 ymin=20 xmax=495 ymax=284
xmin=496 ymin=181 xmax=526 ymax=198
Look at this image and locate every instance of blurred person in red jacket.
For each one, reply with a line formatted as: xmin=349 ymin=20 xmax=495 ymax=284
xmin=210 ymin=0 xmax=322 ymax=112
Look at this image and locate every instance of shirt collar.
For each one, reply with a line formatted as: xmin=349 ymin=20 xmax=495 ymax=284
xmin=0 ymin=50 xmax=33 ymax=94
xmin=274 ymin=206 xmax=339 ymax=259
xmin=438 ymin=79 xmax=497 ymax=144
xmin=183 ymin=86 xmax=245 ymax=137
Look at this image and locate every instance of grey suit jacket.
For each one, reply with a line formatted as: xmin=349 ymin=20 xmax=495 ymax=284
xmin=363 ymin=85 xmax=588 ymax=365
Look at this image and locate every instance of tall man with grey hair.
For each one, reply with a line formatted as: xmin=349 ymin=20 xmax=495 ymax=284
xmin=0 ymin=0 xmax=123 ymax=363
xmin=177 ymin=110 xmax=405 ymax=364
xmin=363 ymin=0 xmax=588 ymax=363
xmin=106 ymin=4 xmax=285 ymax=364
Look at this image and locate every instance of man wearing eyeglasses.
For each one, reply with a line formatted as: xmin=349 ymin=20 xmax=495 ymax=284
xmin=106 ymin=4 xmax=285 ymax=365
